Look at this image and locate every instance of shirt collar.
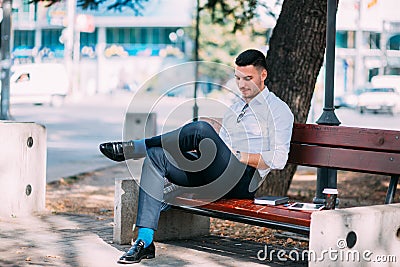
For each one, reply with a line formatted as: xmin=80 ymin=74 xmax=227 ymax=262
xmin=237 ymin=86 xmax=270 ymax=107
xmin=250 ymin=86 xmax=270 ymax=105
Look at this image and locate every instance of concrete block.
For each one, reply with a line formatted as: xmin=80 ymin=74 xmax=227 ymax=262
xmin=113 ymin=177 xmax=138 ymax=245
xmin=113 ymin=177 xmax=210 ymax=245
xmin=156 ymin=209 xmax=210 ymax=241
xmin=124 ymin=113 xmax=157 ymax=140
xmin=309 ymin=204 xmax=400 ymax=266
xmin=0 ymin=121 xmax=46 ymax=217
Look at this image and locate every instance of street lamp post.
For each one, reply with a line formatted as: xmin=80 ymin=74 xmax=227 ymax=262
xmin=314 ymin=0 xmax=341 ymax=204
xmin=193 ymin=0 xmax=200 ymax=121
xmin=0 ymin=0 xmax=12 ymax=120
xmin=64 ymin=0 xmax=77 ymax=96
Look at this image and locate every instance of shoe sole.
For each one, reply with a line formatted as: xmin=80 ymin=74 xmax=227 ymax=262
xmin=117 ymin=254 xmax=155 ymax=264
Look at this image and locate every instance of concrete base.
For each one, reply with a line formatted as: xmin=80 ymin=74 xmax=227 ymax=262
xmin=113 ymin=178 xmax=138 ymax=245
xmin=156 ymin=209 xmax=210 ymax=241
xmin=113 ymin=177 xmax=210 ymax=245
xmin=0 ymin=121 xmax=46 ymax=218
xmin=124 ymin=113 xmax=157 ymax=140
xmin=309 ymin=204 xmax=400 ymax=266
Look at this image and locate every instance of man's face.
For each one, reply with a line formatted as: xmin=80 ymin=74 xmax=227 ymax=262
xmin=234 ymin=65 xmax=267 ymax=102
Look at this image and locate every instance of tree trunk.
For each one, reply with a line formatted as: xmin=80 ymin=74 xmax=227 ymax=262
xmin=257 ymin=0 xmax=328 ymax=196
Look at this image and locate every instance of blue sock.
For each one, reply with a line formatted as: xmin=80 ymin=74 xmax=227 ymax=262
xmin=136 ymin=227 xmax=154 ymax=248
xmin=131 ymin=139 xmax=147 ymax=158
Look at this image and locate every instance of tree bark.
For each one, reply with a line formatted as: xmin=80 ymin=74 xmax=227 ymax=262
xmin=257 ymin=0 xmax=328 ymax=196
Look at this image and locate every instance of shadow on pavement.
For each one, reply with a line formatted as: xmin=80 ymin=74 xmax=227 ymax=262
xmin=0 ymin=213 xmax=308 ymax=267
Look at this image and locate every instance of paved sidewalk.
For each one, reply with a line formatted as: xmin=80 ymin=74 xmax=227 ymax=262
xmin=0 ymin=212 xmax=307 ymax=267
xmin=1 ymin=162 xmax=309 ymax=267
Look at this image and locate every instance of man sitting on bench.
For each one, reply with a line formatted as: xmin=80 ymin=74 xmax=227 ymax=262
xmin=99 ymin=49 xmax=294 ymax=264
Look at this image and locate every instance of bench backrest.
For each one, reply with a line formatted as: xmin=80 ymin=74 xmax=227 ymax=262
xmin=289 ymin=123 xmax=400 ymax=176
xmin=200 ymin=117 xmax=400 ymax=176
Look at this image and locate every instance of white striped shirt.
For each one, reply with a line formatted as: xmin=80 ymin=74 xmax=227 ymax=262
xmin=219 ymin=86 xmax=294 ymax=178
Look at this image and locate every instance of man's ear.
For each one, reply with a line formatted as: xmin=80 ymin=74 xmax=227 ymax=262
xmin=261 ymin=69 xmax=267 ymax=82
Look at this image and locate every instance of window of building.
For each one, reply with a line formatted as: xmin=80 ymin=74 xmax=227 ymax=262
xmin=121 ymin=28 xmax=128 ymax=43
xmin=336 ymin=31 xmax=355 ymax=48
xmin=139 ymin=28 xmax=147 ymax=44
xmin=163 ymin=28 xmax=172 ymax=45
xmin=105 ymin=27 xmax=179 ymax=45
xmin=106 ymin=28 xmax=115 ymax=43
xmin=388 ymin=34 xmax=400 ymax=50
xmin=80 ymin=29 xmax=98 ymax=47
xmin=14 ymin=30 xmax=35 ymax=48
xmin=368 ymin=32 xmax=381 ymax=49
xmin=387 ymin=67 xmax=400 ymax=75
xmin=368 ymin=68 xmax=379 ymax=82
xmin=152 ymin=28 xmax=160 ymax=44
xmin=22 ymin=2 xmax=30 ymax=12
xmin=41 ymin=29 xmax=63 ymax=48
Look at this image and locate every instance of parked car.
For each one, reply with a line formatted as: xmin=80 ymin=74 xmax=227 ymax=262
xmin=334 ymin=88 xmax=364 ymax=109
xmin=0 ymin=63 xmax=69 ymax=106
xmin=357 ymin=87 xmax=400 ymax=115
xmin=371 ymin=75 xmax=400 ymax=92
xmin=335 ymin=95 xmax=355 ymax=109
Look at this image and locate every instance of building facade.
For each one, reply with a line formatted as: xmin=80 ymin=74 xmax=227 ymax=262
xmin=335 ymin=0 xmax=400 ymax=95
xmin=11 ymin=0 xmax=194 ymax=93
xmin=12 ymin=0 xmax=193 ymax=59
xmin=9 ymin=0 xmax=400 ymax=95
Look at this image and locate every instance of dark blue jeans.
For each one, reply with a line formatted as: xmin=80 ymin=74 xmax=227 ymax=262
xmin=136 ymin=121 xmax=261 ymax=230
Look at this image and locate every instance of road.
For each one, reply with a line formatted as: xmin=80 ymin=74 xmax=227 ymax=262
xmin=10 ymin=90 xmax=400 ymax=182
xmin=12 ymin=91 xmax=133 ymax=182
xmin=309 ymin=106 xmax=400 ymax=130
xmin=335 ymin=107 xmax=400 ymax=130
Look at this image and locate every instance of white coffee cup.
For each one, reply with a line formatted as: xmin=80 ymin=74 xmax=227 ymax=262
xmin=323 ymin=188 xmax=338 ymax=209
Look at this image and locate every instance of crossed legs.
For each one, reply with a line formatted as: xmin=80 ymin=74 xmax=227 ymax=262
xmin=136 ymin=121 xmax=260 ymax=230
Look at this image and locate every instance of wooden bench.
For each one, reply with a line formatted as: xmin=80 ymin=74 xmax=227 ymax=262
xmin=113 ymin=122 xmax=400 ymax=244
xmin=169 ymin=123 xmax=400 ymax=235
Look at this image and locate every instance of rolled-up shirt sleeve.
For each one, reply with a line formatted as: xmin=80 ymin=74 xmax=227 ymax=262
xmin=261 ymin=98 xmax=294 ymax=171
xmin=219 ymin=117 xmax=229 ymax=145
xmin=218 ymin=108 xmax=235 ymax=148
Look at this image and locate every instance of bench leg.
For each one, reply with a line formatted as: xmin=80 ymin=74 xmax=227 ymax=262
xmin=385 ymin=175 xmax=399 ymax=204
xmin=113 ymin=178 xmax=210 ymax=245
xmin=313 ymin=168 xmax=338 ymax=204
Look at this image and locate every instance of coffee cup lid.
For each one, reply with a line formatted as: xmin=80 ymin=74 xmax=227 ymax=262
xmin=323 ymin=188 xmax=338 ymax=194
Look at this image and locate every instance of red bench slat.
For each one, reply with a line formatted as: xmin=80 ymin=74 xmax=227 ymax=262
xmin=175 ymin=198 xmax=312 ymax=227
xmin=292 ymin=123 xmax=400 ymax=152
xmin=202 ymin=199 xmax=312 ymax=227
xmin=289 ymin=143 xmax=400 ymax=175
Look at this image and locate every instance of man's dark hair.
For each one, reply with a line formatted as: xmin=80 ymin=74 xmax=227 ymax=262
xmin=235 ymin=49 xmax=267 ymax=70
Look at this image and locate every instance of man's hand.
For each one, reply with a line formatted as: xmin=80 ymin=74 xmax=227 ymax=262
xmin=239 ymin=152 xmax=269 ymax=170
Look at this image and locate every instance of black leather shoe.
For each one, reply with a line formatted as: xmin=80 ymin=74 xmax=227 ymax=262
xmin=99 ymin=141 xmax=134 ymax=162
xmin=117 ymin=240 xmax=155 ymax=264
